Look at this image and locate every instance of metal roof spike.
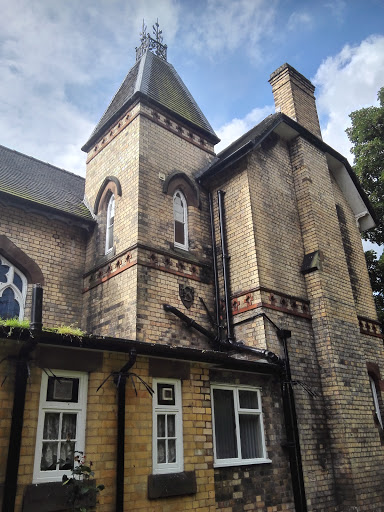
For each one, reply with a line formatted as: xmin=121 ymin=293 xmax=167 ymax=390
xmin=136 ymin=19 xmax=167 ymax=62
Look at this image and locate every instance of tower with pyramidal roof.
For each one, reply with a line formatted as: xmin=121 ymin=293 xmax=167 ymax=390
xmin=81 ymin=20 xmax=219 ymax=345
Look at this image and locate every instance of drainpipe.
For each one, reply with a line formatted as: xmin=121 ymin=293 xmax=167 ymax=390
xmin=2 ymin=284 xmax=43 ymax=512
xmin=216 ymin=188 xmax=308 ymax=511
xmin=208 ymin=191 xmax=222 ymax=341
xmin=278 ymin=328 xmax=307 ymax=512
xmin=114 ymin=349 xmax=136 ymax=512
xmin=217 ymin=190 xmax=234 ymax=343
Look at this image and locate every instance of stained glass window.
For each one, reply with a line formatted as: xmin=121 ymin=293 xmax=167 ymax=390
xmin=0 ymin=256 xmax=27 ymax=320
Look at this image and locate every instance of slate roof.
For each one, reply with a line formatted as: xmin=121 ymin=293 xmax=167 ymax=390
xmin=196 ymin=113 xmax=281 ymax=181
xmin=0 ymin=145 xmax=93 ymax=221
xmin=82 ymin=50 xmax=219 ymax=152
xmin=196 ymin=112 xmax=376 ymax=229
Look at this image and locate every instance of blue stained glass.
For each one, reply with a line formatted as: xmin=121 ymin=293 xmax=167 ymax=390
xmin=0 ymin=265 xmax=10 ymax=284
xmin=13 ymin=273 xmax=23 ymax=292
xmin=0 ymin=288 xmax=20 ymax=319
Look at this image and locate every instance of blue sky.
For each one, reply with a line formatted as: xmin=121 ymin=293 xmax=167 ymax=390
xmin=1 ymin=0 xmax=384 ymax=253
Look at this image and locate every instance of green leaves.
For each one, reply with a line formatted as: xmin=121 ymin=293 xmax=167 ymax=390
xmin=346 ymin=86 xmax=384 ymax=245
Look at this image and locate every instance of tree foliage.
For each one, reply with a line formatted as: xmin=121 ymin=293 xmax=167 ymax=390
xmin=364 ymin=250 xmax=384 ymax=328
xmin=346 ymin=87 xmax=384 ymax=245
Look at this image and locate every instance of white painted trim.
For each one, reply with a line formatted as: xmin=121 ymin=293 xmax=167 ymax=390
xmin=105 ymin=194 xmax=115 ymax=254
xmin=173 ymin=190 xmax=189 ymax=251
xmin=152 ymin=378 xmax=184 ymax=474
xmin=211 ymin=384 xmax=269 ymax=467
xmin=370 ymin=375 xmax=383 ymax=429
xmin=33 ymin=370 xmax=88 ymax=484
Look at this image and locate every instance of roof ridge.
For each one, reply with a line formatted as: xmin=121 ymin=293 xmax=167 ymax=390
xmin=0 ymin=144 xmax=85 ymax=181
xmin=217 ymin=113 xmax=281 ymax=157
xmin=87 ymin=59 xmax=141 ymax=141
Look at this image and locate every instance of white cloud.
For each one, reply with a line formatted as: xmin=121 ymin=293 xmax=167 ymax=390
xmin=287 ymin=11 xmax=313 ymax=31
xmin=324 ymin=0 xmax=346 ymax=23
xmin=314 ymin=35 xmax=384 ymax=163
xmin=0 ymin=0 xmax=180 ymax=175
xmin=183 ymin=0 xmax=278 ymax=62
xmin=215 ymin=105 xmax=275 ymax=153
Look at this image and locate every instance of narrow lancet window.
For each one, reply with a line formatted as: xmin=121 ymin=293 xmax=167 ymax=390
xmin=173 ymin=191 xmax=188 ymax=250
xmin=105 ymin=194 xmax=115 ymax=254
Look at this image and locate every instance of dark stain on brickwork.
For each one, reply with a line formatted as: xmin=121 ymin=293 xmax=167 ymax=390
xmin=336 ymin=204 xmax=359 ymax=303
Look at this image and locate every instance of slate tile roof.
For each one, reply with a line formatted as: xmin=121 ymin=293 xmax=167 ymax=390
xmin=196 ymin=113 xmax=281 ymax=181
xmin=0 ymin=144 xmax=93 ymax=221
xmin=82 ymin=50 xmax=219 ymax=151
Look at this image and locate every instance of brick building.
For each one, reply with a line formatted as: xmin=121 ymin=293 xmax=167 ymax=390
xmin=0 ymin=26 xmax=383 ymax=512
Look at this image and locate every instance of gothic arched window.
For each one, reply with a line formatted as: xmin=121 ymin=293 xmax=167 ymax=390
xmin=173 ymin=190 xmax=188 ymax=251
xmin=0 ymin=256 xmax=27 ymax=320
xmin=105 ymin=194 xmax=115 ymax=254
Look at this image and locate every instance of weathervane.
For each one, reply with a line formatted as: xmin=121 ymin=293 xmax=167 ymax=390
xmin=135 ymin=18 xmax=167 ymax=62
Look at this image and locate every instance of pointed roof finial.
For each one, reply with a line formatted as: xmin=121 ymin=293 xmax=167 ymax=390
xmin=135 ymin=19 xmax=167 ymax=62
xmin=140 ymin=19 xmax=147 ymax=44
xmin=152 ymin=18 xmax=163 ymax=44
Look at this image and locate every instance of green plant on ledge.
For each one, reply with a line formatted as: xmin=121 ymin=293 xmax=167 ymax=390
xmin=0 ymin=317 xmax=85 ymax=336
xmin=62 ymin=452 xmax=105 ymax=512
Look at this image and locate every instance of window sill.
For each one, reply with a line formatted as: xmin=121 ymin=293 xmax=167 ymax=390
xmin=22 ymin=480 xmax=96 ymax=512
xmin=148 ymin=471 xmax=196 ymax=499
xmin=214 ymin=458 xmax=272 ymax=468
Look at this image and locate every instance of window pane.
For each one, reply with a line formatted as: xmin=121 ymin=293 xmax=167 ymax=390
xmin=157 ymin=440 xmax=166 ymax=463
xmin=157 ymin=415 xmax=166 ymax=437
xmin=239 ymin=414 xmax=263 ymax=459
xmin=43 ymin=413 xmax=60 ymax=440
xmin=0 ymin=265 xmax=9 ymax=283
xmin=239 ymin=390 xmax=258 ymax=409
xmin=41 ymin=442 xmax=58 ymax=471
xmin=175 ymin=221 xmax=184 ymax=244
xmin=213 ymin=389 xmax=237 ymax=459
xmin=0 ymin=287 xmax=20 ymax=319
xmin=61 ymin=414 xmax=77 ymax=441
xmin=13 ymin=273 xmax=23 ymax=292
xmin=168 ymin=439 xmax=176 ymax=463
xmin=167 ymin=415 xmax=175 ymax=437
xmin=59 ymin=441 xmax=75 ymax=470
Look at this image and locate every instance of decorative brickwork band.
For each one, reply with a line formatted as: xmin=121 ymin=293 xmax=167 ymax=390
xmin=358 ymin=316 xmax=383 ymax=339
xmin=86 ymin=103 xmax=214 ymax=164
xmin=231 ymin=286 xmax=311 ymax=320
xmin=83 ymin=251 xmax=136 ymax=292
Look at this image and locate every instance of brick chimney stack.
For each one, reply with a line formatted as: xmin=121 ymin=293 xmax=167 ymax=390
xmin=269 ymin=63 xmax=322 ymax=139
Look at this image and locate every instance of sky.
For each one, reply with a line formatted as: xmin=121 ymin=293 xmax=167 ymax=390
xmin=1 ymin=0 xmax=384 ymax=248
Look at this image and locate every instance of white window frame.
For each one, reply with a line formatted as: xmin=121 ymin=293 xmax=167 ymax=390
xmin=105 ymin=194 xmax=115 ymax=254
xmin=173 ymin=190 xmax=188 ymax=251
xmin=211 ymin=384 xmax=271 ymax=468
xmin=152 ymin=378 xmax=183 ymax=474
xmin=370 ymin=375 xmax=383 ymax=429
xmin=33 ymin=370 xmax=88 ymax=483
xmin=0 ymin=255 xmax=27 ymax=320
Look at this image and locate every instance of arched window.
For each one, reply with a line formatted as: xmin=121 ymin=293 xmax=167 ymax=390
xmin=0 ymin=256 xmax=27 ymax=320
xmin=105 ymin=194 xmax=115 ymax=254
xmin=369 ymin=375 xmax=383 ymax=429
xmin=173 ymin=190 xmax=188 ymax=251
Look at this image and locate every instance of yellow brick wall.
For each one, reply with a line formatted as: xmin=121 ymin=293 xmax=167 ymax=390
xmin=9 ymin=352 xmax=218 ymax=511
xmin=0 ymin=204 xmax=86 ymax=328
